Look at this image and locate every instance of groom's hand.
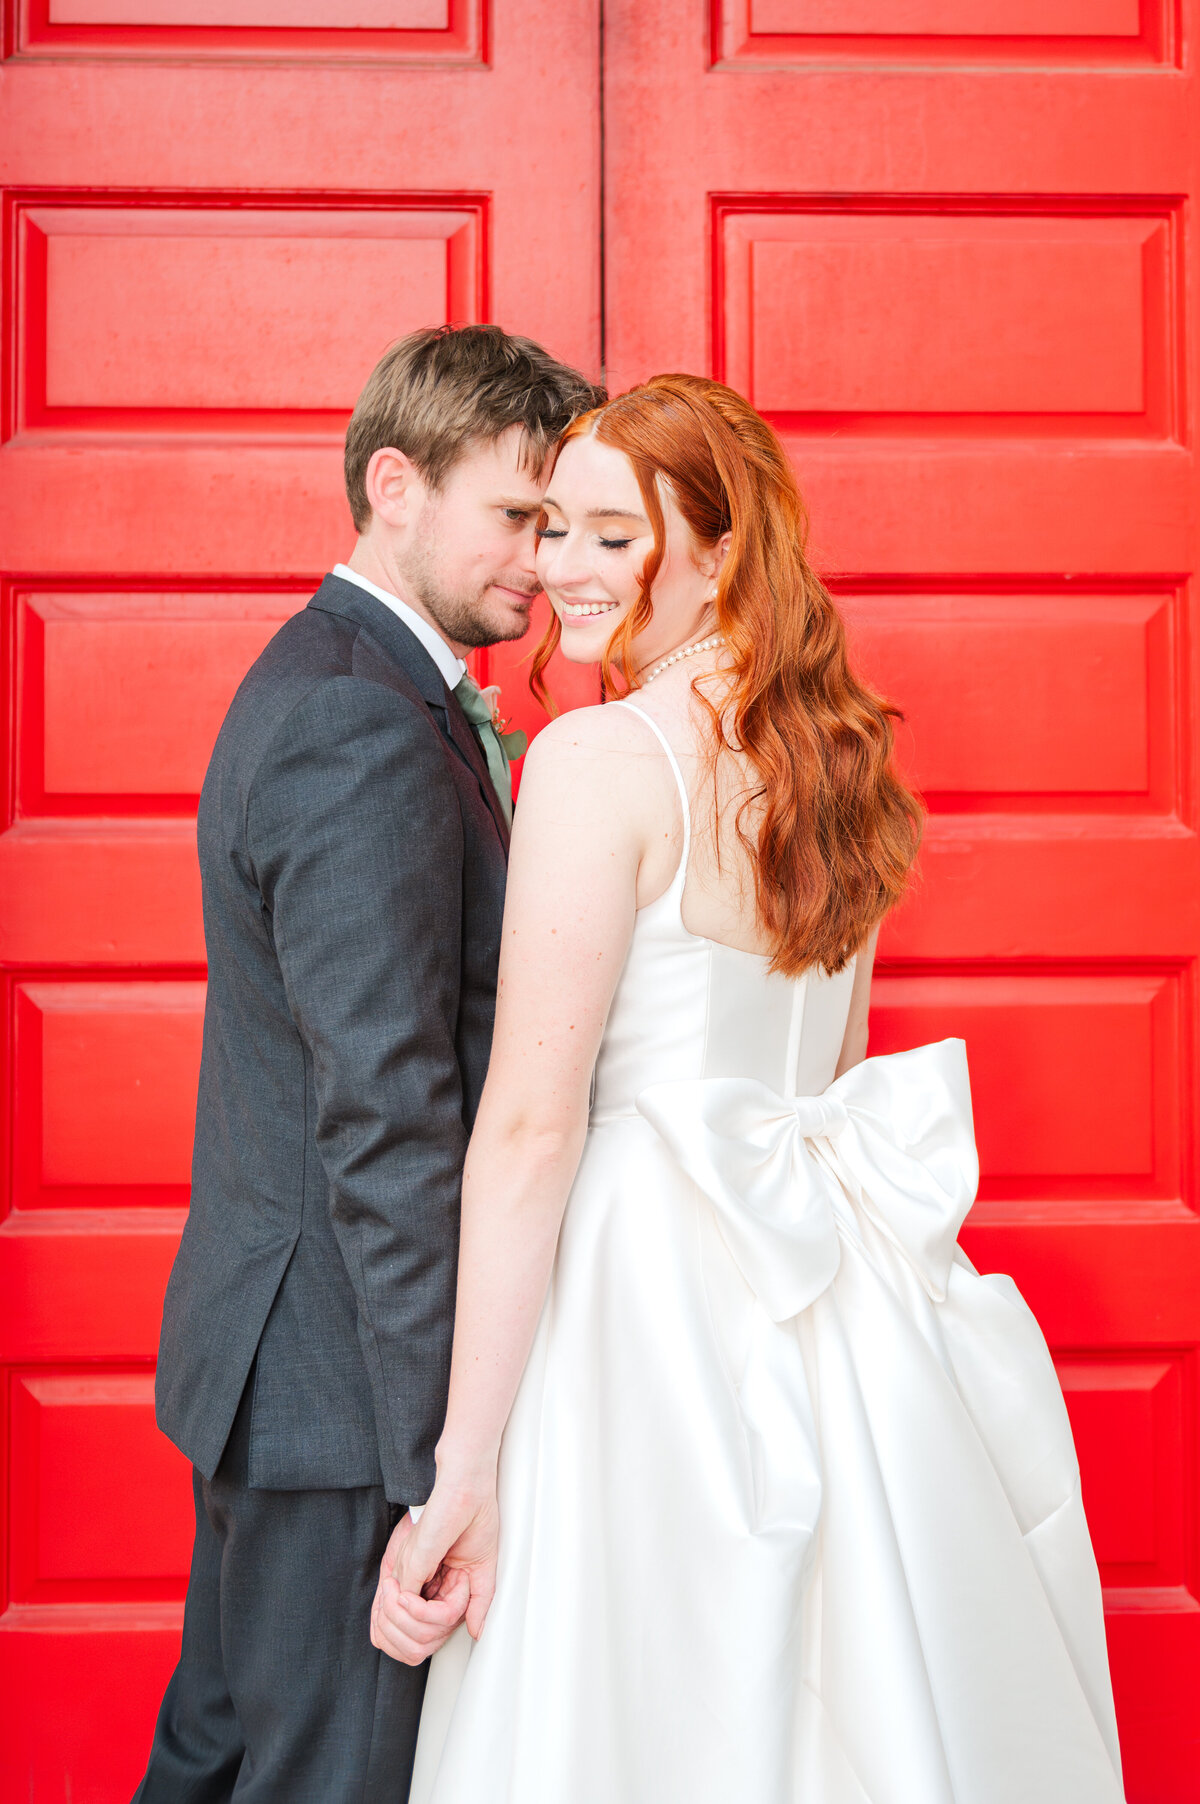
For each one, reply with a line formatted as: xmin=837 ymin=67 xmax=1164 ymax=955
xmin=370 ymin=1512 xmax=469 ymax=1666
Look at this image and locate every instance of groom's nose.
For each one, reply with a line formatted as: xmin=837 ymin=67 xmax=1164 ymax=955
xmin=512 ymin=516 xmax=541 ymax=575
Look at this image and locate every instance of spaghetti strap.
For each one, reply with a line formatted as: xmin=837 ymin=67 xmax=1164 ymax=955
xmin=611 ymin=699 xmax=692 ymax=885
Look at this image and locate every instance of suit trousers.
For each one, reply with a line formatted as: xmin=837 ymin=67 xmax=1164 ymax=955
xmin=133 ymin=1373 xmax=427 ymax=1802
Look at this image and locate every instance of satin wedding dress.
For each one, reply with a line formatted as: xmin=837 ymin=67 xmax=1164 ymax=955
xmin=411 ymin=704 xmax=1124 ymax=1804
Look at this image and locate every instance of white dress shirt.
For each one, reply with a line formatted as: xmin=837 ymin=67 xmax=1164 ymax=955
xmin=332 ymin=564 xmax=466 ymax=691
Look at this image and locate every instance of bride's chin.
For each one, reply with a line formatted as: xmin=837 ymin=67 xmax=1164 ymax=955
xmin=553 ymin=622 xmax=626 ymax=667
xmin=557 ymin=636 xmax=614 ymax=666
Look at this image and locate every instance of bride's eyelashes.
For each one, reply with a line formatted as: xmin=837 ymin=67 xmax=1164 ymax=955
xmin=535 ymin=525 xmax=633 ymax=552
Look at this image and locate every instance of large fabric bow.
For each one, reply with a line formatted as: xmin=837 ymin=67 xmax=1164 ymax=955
xmin=635 ymin=1039 xmax=978 ymax=1322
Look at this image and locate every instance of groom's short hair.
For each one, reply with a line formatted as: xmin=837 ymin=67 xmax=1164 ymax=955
xmin=344 ymin=325 xmax=604 ymax=530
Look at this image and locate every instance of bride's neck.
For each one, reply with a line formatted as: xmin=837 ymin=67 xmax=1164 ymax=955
xmin=626 ymin=616 xmax=720 ymax=678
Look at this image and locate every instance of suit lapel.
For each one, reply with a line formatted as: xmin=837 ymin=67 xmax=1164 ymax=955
xmin=307 ymin=575 xmax=510 ymax=850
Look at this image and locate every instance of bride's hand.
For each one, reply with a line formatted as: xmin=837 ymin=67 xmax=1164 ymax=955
xmin=371 ymin=1478 xmax=501 ymax=1664
xmin=401 ymin=1477 xmax=501 ymax=1641
xmin=369 ymin=1513 xmax=468 ymax=1666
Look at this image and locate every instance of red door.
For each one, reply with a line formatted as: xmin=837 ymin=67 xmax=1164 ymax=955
xmin=4 ymin=1 xmax=1197 ymax=1797
xmin=0 ymin=7 xmax=599 ymax=1795
xmin=605 ymin=3 xmax=1200 ymax=1798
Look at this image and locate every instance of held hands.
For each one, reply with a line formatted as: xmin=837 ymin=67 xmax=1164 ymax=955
xmin=370 ymin=1478 xmax=501 ymax=1666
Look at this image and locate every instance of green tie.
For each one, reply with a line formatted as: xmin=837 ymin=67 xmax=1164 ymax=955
xmin=453 ymin=672 xmax=518 ymax=827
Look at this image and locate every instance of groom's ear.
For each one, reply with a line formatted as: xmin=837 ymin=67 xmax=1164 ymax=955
xmin=363 ymin=445 xmax=424 ymax=530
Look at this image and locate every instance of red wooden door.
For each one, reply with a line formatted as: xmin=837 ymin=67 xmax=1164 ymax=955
xmin=605 ymin=3 xmax=1200 ymax=1797
xmin=3 ymin=0 xmax=1195 ymax=1796
xmin=0 ymin=7 xmax=599 ymax=1796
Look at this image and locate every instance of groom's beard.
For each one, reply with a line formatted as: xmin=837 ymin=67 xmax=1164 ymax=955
xmin=403 ymin=543 xmax=538 ymax=651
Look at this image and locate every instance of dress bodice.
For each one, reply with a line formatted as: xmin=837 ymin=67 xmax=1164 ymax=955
xmin=589 ymin=704 xmax=855 ymax=1121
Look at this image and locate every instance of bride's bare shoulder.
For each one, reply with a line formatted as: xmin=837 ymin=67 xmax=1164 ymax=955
xmin=521 ymin=702 xmax=673 ymax=779
xmin=524 ymin=701 xmax=649 ymax=755
xmin=516 ymin=704 xmax=677 ymax=835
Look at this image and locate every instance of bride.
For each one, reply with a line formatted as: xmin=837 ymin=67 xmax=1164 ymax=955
xmin=372 ymin=375 xmax=1125 ymax=1802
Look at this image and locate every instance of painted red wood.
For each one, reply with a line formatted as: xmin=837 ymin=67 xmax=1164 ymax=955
xmin=8 ymin=0 xmax=484 ymax=61
xmin=605 ymin=2 xmax=1200 ymax=1795
xmin=19 ymin=202 xmax=485 ymax=433
xmin=0 ymin=6 xmax=600 ymax=1795
xmin=4 ymin=0 xmax=1194 ymax=1795
xmin=842 ymin=589 xmax=1178 ymax=811
xmin=9 ymin=1373 xmax=194 ymax=1603
xmin=716 ymin=0 xmax=1173 ymax=65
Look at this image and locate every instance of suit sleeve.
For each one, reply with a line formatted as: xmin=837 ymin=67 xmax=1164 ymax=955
xmin=246 ymin=676 xmax=466 ymax=1501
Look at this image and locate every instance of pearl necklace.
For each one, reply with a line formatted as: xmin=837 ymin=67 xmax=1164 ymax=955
xmin=641 ymin=633 xmax=724 ymax=686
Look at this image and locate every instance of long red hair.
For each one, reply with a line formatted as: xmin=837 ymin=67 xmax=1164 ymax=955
xmin=530 ymin=374 xmax=922 ymax=976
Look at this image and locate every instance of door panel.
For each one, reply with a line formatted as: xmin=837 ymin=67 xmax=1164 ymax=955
xmin=0 ymin=4 xmax=600 ymax=1794
xmin=605 ymin=2 xmax=1200 ymax=1795
xmin=843 ymin=589 xmax=1177 ymax=810
xmin=24 ymin=202 xmax=485 ymax=424
xmin=717 ymin=0 xmax=1174 ymax=66
xmin=720 ymin=207 xmax=1165 ymax=421
xmin=9 ymin=0 xmax=484 ymax=60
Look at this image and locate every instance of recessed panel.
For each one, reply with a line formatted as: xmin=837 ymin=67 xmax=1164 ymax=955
xmin=751 ymin=0 xmax=1139 ymax=29
xmin=747 ymin=217 xmax=1143 ymax=411
xmin=17 ymin=591 xmax=303 ymax=813
xmin=14 ymin=201 xmax=484 ymax=436
xmin=1057 ymin=1354 xmax=1189 ymax=1590
xmin=14 ymin=0 xmax=482 ymax=58
xmin=9 ymin=1372 xmax=193 ymax=1601
xmin=718 ymin=205 xmax=1174 ymax=435
xmin=14 ymin=982 xmax=205 ymax=1208
xmin=53 ymin=0 xmax=446 ymax=20
xmin=869 ymin=969 xmax=1182 ymax=1204
xmin=840 ymin=589 xmax=1175 ymax=812
xmin=715 ymin=0 xmax=1170 ymax=63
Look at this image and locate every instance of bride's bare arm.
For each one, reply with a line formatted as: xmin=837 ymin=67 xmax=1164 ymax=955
xmin=435 ymin=711 xmax=654 ymax=1476
xmin=834 ymin=925 xmax=880 ymax=1077
xmin=372 ymin=705 xmax=671 ymax=1658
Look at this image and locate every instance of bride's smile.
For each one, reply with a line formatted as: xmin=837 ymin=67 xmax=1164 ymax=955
xmin=536 ymin=428 xmax=724 ymax=678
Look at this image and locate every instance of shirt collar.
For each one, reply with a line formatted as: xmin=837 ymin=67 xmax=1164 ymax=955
xmin=332 ymin=564 xmax=467 ymax=692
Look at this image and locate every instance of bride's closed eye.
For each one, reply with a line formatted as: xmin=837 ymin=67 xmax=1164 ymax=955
xmin=535 ymin=526 xmax=631 ymax=550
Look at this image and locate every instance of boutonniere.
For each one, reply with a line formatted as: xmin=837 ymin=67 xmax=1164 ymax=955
xmin=479 ymin=684 xmax=528 ymax=761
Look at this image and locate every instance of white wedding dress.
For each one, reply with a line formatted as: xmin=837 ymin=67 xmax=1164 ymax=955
xmin=411 ymin=703 xmax=1124 ymax=1804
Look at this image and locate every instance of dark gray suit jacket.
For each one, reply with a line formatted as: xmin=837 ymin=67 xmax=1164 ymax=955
xmin=156 ymin=573 xmax=508 ymax=1504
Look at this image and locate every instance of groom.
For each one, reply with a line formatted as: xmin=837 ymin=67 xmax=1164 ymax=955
xmin=135 ymin=325 xmax=603 ymax=1802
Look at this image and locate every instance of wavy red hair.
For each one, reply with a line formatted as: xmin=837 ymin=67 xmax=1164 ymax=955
xmin=530 ymin=374 xmax=922 ymax=976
